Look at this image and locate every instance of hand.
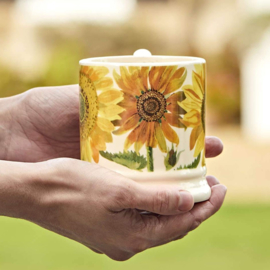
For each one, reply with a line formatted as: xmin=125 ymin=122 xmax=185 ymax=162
xmin=0 ymin=86 xmax=226 ymax=261
xmin=1 ymin=85 xmax=223 ymax=162
xmin=14 ymin=158 xmax=226 ymax=261
xmin=1 ymin=85 xmax=80 ymax=162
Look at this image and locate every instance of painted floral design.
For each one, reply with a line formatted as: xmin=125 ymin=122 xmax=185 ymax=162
xmin=80 ymin=64 xmax=206 ymax=171
xmin=80 ymin=66 xmax=124 ymax=163
xmin=178 ymin=64 xmax=206 ymax=166
xmin=112 ymin=66 xmax=187 ymax=171
xmin=113 ymin=66 xmax=187 ymax=152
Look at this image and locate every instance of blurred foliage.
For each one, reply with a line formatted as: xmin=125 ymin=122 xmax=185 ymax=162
xmin=237 ymin=14 xmax=270 ymax=50
xmin=1 ymin=0 xmax=270 ymax=124
xmin=0 ymin=22 xmax=241 ymax=124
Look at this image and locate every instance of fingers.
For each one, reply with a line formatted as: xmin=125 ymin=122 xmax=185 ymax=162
xmin=140 ymin=184 xmax=227 ymax=247
xmin=205 ymin=136 xmax=223 ymax=158
xmin=134 ymin=183 xmax=195 ymax=215
xmin=206 ymin=175 xmax=220 ymax=187
xmin=110 ymin=180 xmax=194 ymax=215
xmin=188 ymin=184 xmax=227 ymax=228
xmin=89 ymin=247 xmax=103 ymax=254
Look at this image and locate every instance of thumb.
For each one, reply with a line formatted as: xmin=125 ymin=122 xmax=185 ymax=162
xmin=114 ymin=181 xmax=194 ymax=215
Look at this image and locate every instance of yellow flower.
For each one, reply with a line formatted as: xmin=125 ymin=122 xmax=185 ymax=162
xmin=80 ymin=66 xmax=124 ymax=163
xmin=113 ymin=66 xmax=187 ymax=153
xmin=178 ymin=64 xmax=206 ymax=165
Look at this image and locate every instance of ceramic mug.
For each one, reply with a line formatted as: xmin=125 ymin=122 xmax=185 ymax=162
xmin=79 ymin=50 xmax=209 ymax=203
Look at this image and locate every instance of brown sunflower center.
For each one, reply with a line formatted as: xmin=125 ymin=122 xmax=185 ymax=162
xmin=137 ymin=90 xmax=167 ymax=122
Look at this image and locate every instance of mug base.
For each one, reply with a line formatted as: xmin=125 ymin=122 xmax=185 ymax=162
xmin=120 ymin=172 xmax=211 ymax=203
xmin=185 ymin=178 xmax=211 ymax=203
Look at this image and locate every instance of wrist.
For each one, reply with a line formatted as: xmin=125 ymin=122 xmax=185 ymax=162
xmin=0 ymin=160 xmax=51 ymax=222
xmin=0 ymin=95 xmax=23 ymax=160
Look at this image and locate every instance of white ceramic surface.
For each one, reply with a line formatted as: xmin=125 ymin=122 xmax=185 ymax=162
xmin=79 ymin=50 xmax=209 ymax=203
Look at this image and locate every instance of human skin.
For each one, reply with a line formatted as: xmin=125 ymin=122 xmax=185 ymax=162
xmin=0 ymin=85 xmax=223 ymax=162
xmin=0 ymin=86 xmax=226 ymax=261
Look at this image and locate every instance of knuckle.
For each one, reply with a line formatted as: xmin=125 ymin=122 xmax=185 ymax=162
xmin=46 ymin=158 xmax=75 ymax=171
xmin=127 ymin=239 xmax=149 ymax=254
xmin=110 ymin=252 xmax=133 ymax=262
xmin=172 ymin=233 xmax=188 ymax=242
xmin=153 ymin=190 xmax=172 ymax=213
xmin=130 ymin=213 xmax=146 ymax=232
xmin=188 ymin=212 xmax=203 ymax=231
xmin=190 ymin=219 xmax=202 ymax=231
xmin=110 ymin=185 xmax=132 ymax=207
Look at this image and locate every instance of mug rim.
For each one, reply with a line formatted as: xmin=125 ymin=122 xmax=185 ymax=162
xmin=79 ymin=55 xmax=206 ymax=67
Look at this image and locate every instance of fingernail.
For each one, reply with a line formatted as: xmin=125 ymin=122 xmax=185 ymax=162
xmin=178 ymin=190 xmax=194 ymax=211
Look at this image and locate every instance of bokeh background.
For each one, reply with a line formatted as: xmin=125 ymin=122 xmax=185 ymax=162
xmin=0 ymin=0 xmax=270 ymax=269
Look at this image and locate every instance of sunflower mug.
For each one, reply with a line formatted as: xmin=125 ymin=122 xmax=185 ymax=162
xmin=79 ymin=50 xmax=209 ymax=203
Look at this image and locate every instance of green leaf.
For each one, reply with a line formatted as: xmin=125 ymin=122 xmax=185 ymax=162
xmin=100 ymin=150 xmax=147 ymax=171
xmin=177 ymin=153 xmax=201 ymax=170
xmin=164 ymin=145 xmax=184 ymax=171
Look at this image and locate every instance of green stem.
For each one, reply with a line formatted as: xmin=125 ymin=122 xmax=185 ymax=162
xmin=146 ymin=146 xmax=154 ymax=172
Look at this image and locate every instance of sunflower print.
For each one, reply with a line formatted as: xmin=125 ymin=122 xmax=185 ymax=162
xmin=113 ymin=66 xmax=187 ymax=154
xmin=80 ymin=66 xmax=124 ymax=163
xmin=178 ymin=64 xmax=206 ymax=166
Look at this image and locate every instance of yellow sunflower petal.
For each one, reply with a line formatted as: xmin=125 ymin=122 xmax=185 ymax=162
xmin=96 ymin=117 xmax=115 ymax=133
xmin=94 ymin=77 xmax=113 ymax=90
xmin=178 ymin=99 xmax=201 ymax=113
xmin=163 ymin=68 xmax=187 ymax=95
xmin=113 ymin=69 xmax=123 ymax=86
xmin=167 ymin=91 xmax=186 ymax=114
xmin=134 ymin=121 xmax=148 ymax=153
xmin=132 ymin=67 xmax=148 ymax=92
xmin=192 ymin=71 xmax=204 ymax=98
xmin=114 ymin=107 xmax=138 ymax=126
xmin=91 ymin=140 xmax=100 ymax=163
xmin=89 ymin=67 xmax=109 ymax=82
xmin=129 ymin=66 xmax=140 ymax=74
xmin=85 ymin=137 xmax=93 ymax=162
xmin=158 ymin=66 xmax=177 ymax=92
xmin=154 ymin=122 xmax=167 ymax=153
xmin=113 ymin=69 xmax=141 ymax=96
xmin=103 ymin=131 xmax=113 ymax=143
xmin=190 ymin=125 xmax=203 ymax=150
xmin=166 ymin=91 xmax=185 ymax=104
xmin=183 ymin=85 xmax=202 ymax=103
xmin=194 ymin=131 xmax=205 ymax=157
xmin=194 ymin=64 xmax=204 ymax=78
xmin=81 ymin=139 xmax=90 ymax=161
xmin=99 ymin=104 xmax=126 ymax=121
xmin=113 ymin=113 xmax=140 ymax=135
xmin=202 ymin=149 xmax=206 ymax=166
xmin=165 ymin=113 xmax=183 ymax=128
xmin=94 ymin=126 xmax=113 ymax=143
xmin=161 ymin=120 xmax=179 ymax=145
xmin=180 ymin=110 xmax=201 ymax=128
xmin=98 ymin=90 xmax=123 ymax=105
xmin=124 ymin=124 xmax=142 ymax=151
xmin=140 ymin=67 xmax=150 ymax=91
xmin=149 ymin=66 xmax=166 ymax=91
xmin=91 ymin=128 xmax=106 ymax=151
xmin=118 ymin=93 xmax=137 ymax=110
xmin=170 ymin=67 xmax=186 ymax=81
xmin=120 ymin=67 xmax=141 ymax=94
xmin=81 ymin=66 xmax=90 ymax=75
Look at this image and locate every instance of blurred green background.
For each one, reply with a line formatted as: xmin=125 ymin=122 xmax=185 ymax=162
xmin=1 ymin=205 xmax=270 ymax=270
xmin=1 ymin=0 xmax=270 ymax=269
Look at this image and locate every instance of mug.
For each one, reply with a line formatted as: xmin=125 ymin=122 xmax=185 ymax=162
xmin=79 ymin=50 xmax=209 ymax=203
